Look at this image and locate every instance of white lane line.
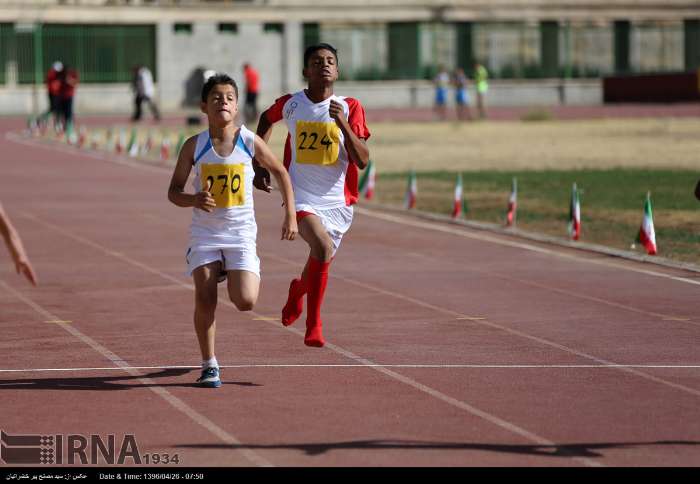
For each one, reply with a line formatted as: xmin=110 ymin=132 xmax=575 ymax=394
xmin=12 ymin=130 xmax=697 ymax=309
xmin=477 ymin=271 xmax=700 ymax=329
xmin=1 ymin=364 xmax=700 ymax=373
xmin=145 ymin=213 xmax=699 ymax=329
xmin=10 ymin=130 xmax=697 ymax=289
xmin=21 ymin=214 xmax=601 ymax=467
xmin=357 ymin=208 xmax=700 ymax=287
xmin=323 ymin=271 xmax=700 ymax=399
xmin=0 ymin=280 xmax=272 ymax=468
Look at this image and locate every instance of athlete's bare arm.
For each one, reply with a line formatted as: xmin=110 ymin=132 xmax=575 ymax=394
xmin=167 ymin=136 xmax=216 ymax=212
xmin=329 ymin=100 xmax=369 ymax=169
xmin=253 ymin=135 xmax=298 ymax=241
xmin=0 ymin=203 xmax=37 ymax=286
xmin=252 ymin=111 xmax=275 ymax=193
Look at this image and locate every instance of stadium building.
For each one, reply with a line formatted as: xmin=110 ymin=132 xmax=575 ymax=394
xmin=0 ymin=0 xmax=698 ymax=113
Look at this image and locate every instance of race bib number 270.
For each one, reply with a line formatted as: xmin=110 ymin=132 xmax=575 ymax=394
xmin=295 ymin=121 xmax=340 ymax=166
xmin=200 ymin=163 xmax=245 ymax=208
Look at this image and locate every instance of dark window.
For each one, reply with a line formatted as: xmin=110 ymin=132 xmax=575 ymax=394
xmin=264 ymin=23 xmax=284 ymax=34
xmin=218 ymin=23 xmax=238 ymax=34
xmin=174 ymin=23 xmax=192 ymax=34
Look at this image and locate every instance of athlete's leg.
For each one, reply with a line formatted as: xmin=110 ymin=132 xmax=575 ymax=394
xmin=192 ymin=261 xmax=220 ymax=361
xmin=297 ymin=215 xmax=334 ymax=347
xmin=226 ymin=270 xmax=260 ymax=311
xmin=281 ymin=257 xmax=309 ymax=326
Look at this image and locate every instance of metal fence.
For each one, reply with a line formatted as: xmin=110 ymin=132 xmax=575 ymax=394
xmin=0 ymin=23 xmax=156 ymax=85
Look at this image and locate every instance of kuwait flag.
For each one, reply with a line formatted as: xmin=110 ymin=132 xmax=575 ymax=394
xmin=506 ymin=177 xmax=517 ymax=226
xmin=405 ymin=171 xmax=417 ymax=209
xmin=452 ymin=173 xmax=465 ymax=219
xmin=568 ymin=182 xmax=581 ymax=240
xmin=636 ymin=192 xmax=657 ymax=255
xmin=358 ymin=160 xmax=376 ymax=200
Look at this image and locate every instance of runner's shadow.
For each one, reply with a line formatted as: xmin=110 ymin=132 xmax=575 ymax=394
xmin=0 ymin=368 xmax=261 ymax=390
xmin=177 ymin=439 xmax=700 ymax=458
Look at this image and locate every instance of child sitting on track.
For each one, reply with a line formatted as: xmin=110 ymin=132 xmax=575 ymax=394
xmin=168 ymin=73 xmax=297 ymax=387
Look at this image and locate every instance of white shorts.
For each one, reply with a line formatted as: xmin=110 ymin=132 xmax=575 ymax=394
xmin=185 ymin=246 xmax=260 ymax=279
xmin=296 ymin=204 xmax=354 ymax=256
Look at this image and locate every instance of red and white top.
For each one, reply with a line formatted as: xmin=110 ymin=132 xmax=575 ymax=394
xmin=265 ymin=91 xmax=370 ymax=209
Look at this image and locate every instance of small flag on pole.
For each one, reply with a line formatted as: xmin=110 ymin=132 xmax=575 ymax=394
xmin=568 ymin=182 xmax=581 ymax=240
xmin=90 ymin=131 xmax=100 ymax=150
xmin=365 ymin=161 xmax=376 ymax=200
xmin=77 ymin=126 xmax=87 ymax=148
xmin=160 ymin=136 xmax=171 ymax=161
xmin=405 ymin=171 xmax=417 ymax=209
xmin=143 ymin=130 xmax=154 ymax=155
xmin=116 ymin=129 xmax=126 ymax=154
xmin=127 ymin=128 xmax=138 ymax=156
xmin=128 ymin=139 xmax=140 ymax=157
xmin=506 ymin=177 xmax=517 ymax=226
xmin=636 ymin=192 xmax=657 ymax=255
xmin=358 ymin=160 xmax=374 ymax=199
xmin=452 ymin=173 xmax=464 ymax=219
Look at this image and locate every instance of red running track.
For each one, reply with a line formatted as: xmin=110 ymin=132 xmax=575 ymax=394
xmin=1 ymin=117 xmax=699 ymax=467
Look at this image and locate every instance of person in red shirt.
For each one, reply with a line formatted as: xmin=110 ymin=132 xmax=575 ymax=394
xmin=58 ymin=65 xmax=79 ymax=130
xmin=242 ymin=63 xmax=260 ymax=124
xmin=40 ymin=61 xmax=63 ymax=128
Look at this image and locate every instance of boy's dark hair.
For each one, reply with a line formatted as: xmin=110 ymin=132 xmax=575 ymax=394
xmin=201 ymin=73 xmax=238 ymax=102
xmin=303 ymin=43 xmax=338 ymax=68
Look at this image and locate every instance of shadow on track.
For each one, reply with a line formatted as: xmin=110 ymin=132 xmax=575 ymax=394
xmin=176 ymin=439 xmax=700 ymax=458
xmin=0 ymin=368 xmax=261 ymax=390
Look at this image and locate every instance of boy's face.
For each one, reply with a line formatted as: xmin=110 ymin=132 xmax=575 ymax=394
xmin=303 ymin=49 xmax=338 ymax=83
xmin=201 ymin=83 xmax=238 ymax=124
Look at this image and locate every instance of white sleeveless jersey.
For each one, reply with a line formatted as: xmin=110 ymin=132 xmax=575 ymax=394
xmin=265 ymin=91 xmax=370 ymax=209
xmin=189 ymin=125 xmax=257 ymax=250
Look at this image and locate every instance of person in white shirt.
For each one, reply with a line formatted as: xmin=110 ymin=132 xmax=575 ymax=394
xmin=168 ymin=73 xmax=297 ymax=387
xmin=131 ymin=65 xmax=161 ymax=122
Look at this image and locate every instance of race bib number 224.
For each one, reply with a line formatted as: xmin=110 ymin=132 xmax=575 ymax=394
xmin=295 ymin=121 xmax=340 ymax=166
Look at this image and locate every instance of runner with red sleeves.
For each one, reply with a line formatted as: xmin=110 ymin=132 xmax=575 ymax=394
xmin=254 ymin=43 xmax=371 ymax=347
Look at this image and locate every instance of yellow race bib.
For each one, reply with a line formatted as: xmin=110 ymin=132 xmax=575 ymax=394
xmin=295 ymin=121 xmax=340 ymax=166
xmin=200 ymin=163 xmax=245 ymax=208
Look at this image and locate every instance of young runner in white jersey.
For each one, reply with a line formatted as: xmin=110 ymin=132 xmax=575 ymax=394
xmin=168 ymin=74 xmax=297 ymax=387
xmin=255 ymin=43 xmax=371 ymax=347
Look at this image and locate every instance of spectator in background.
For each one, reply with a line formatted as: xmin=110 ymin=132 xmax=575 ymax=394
xmin=132 ymin=64 xmax=161 ymax=122
xmin=41 ymin=61 xmax=63 ymax=129
xmin=242 ymin=63 xmax=260 ymax=124
xmin=695 ymin=179 xmax=700 ymax=201
xmin=473 ymin=62 xmax=489 ymax=119
xmin=0 ymin=202 xmax=37 ymax=286
xmin=452 ymin=67 xmax=472 ymax=121
xmin=433 ymin=66 xmax=449 ymax=121
xmin=58 ymin=65 xmax=79 ymax=131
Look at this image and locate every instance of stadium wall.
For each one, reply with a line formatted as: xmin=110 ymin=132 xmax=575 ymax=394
xmin=0 ymin=79 xmax=602 ymax=115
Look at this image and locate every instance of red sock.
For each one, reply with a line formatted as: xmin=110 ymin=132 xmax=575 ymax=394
xmin=281 ymin=277 xmax=307 ymax=326
xmin=304 ymin=257 xmax=330 ymax=347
